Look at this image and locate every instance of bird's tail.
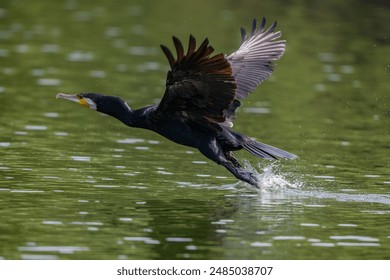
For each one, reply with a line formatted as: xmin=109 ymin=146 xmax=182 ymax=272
xmin=243 ymin=139 xmax=298 ymax=160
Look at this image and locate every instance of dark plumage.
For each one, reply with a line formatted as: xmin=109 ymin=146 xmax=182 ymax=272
xmin=57 ymin=18 xmax=297 ymax=186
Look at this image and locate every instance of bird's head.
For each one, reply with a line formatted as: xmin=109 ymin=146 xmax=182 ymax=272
xmin=56 ymin=92 xmax=133 ymax=121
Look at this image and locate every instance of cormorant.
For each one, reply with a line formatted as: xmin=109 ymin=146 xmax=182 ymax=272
xmin=57 ymin=18 xmax=297 ymax=186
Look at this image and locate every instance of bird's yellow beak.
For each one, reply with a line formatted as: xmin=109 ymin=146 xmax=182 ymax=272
xmin=56 ymin=93 xmax=97 ymax=110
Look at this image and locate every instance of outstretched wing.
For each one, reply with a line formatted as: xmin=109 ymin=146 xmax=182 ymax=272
xmin=154 ymin=35 xmax=236 ymax=130
xmin=227 ymin=18 xmax=285 ymax=100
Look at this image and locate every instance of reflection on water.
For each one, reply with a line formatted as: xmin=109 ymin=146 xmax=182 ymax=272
xmin=1 ymin=0 xmax=389 ymax=260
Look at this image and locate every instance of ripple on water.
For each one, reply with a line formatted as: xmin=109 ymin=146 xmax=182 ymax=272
xmin=135 ymin=146 xmax=149 ymax=150
xmin=0 ymin=49 xmax=10 ymax=57
xmin=21 ymin=254 xmax=58 ymax=260
xmin=18 ymin=245 xmax=90 ymax=254
xmin=67 ymin=51 xmax=94 ymax=62
xmin=300 ymin=223 xmax=320 ymax=227
xmin=337 ymin=224 xmax=357 ymax=227
xmin=10 ymin=189 xmax=44 ymax=193
xmin=243 ymin=107 xmax=271 ymax=114
xmin=54 ymin=132 xmax=68 ymax=136
xmin=157 ymin=170 xmax=173 ymax=175
xmin=123 ymin=237 xmax=160 ymax=245
xmin=43 ymin=112 xmax=59 ymax=118
xmin=117 ymin=138 xmax=144 ymax=144
xmin=185 ymin=245 xmax=198 ymax=251
xmin=14 ymin=131 xmax=28 ymax=135
xmin=166 ymin=237 xmax=193 ymax=243
xmin=211 ymin=219 xmax=234 ymax=225
xmin=70 ymin=221 xmax=103 ymax=226
xmin=41 ymin=44 xmax=60 ymax=53
xmin=118 ymin=217 xmax=133 ymax=222
xmin=89 ymin=70 xmax=106 ymax=78
xmin=192 ymin=161 xmax=208 ymax=164
xmin=311 ymin=243 xmax=335 ymax=247
xmin=330 ymin=235 xmax=379 ymax=242
xmin=71 ymin=156 xmax=91 ymax=162
xmin=42 ymin=220 xmax=62 ymax=225
xmin=25 ymin=125 xmax=48 ymax=131
xmin=273 ymin=236 xmax=306 ymax=241
xmin=0 ymin=142 xmax=11 ymax=147
xmin=37 ymin=78 xmax=61 ymax=86
xmin=336 ymin=242 xmax=380 ymax=247
xmin=250 ymin=242 xmax=272 ymax=247
xmin=93 ymin=184 xmax=119 ymax=188
xmin=128 ymin=46 xmax=158 ymax=56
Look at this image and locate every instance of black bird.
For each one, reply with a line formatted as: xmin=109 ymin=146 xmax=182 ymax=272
xmin=57 ymin=18 xmax=297 ymax=186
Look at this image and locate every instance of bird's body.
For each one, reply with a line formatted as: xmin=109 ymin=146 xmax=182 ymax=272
xmin=57 ymin=18 xmax=297 ymax=186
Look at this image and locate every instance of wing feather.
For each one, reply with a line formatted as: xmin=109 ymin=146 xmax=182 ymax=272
xmin=227 ymin=18 xmax=285 ymax=100
xmin=155 ymin=35 xmax=236 ymax=130
xmin=155 ymin=18 xmax=286 ymax=130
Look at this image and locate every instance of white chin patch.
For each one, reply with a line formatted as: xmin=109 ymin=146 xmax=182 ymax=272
xmin=84 ymin=98 xmax=97 ymax=110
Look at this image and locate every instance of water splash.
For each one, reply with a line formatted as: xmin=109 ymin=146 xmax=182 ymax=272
xmin=243 ymin=161 xmax=303 ymax=191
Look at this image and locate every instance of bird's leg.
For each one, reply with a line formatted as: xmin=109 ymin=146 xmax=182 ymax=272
xmin=223 ymin=151 xmax=242 ymax=168
xmin=221 ymin=160 xmax=259 ymax=186
xmin=199 ymin=141 xmax=259 ymax=186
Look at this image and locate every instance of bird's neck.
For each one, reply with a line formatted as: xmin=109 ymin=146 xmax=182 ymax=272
xmin=108 ymin=106 xmax=150 ymax=129
xmin=103 ymin=104 xmax=135 ymax=127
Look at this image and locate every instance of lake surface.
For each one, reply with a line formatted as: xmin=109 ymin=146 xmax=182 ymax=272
xmin=0 ymin=0 xmax=389 ymax=260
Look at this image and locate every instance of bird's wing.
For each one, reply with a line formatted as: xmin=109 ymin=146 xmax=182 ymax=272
xmin=155 ymin=35 xmax=237 ymax=130
xmin=226 ymin=18 xmax=285 ymax=100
